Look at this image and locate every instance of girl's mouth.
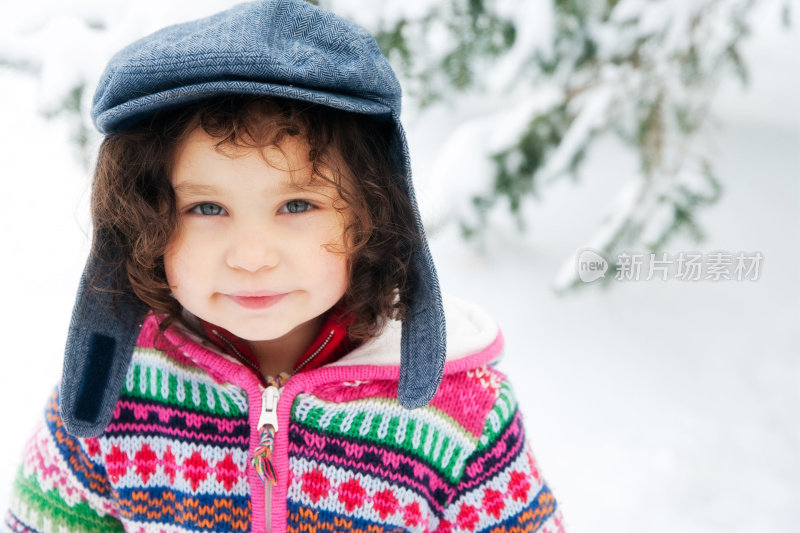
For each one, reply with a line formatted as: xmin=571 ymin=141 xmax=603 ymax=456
xmin=227 ymin=293 xmax=288 ymax=309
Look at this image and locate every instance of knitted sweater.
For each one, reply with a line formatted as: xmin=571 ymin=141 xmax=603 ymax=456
xmin=5 ymin=296 xmax=565 ymax=533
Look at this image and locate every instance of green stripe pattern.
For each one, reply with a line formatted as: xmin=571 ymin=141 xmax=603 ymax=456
xmin=9 ymin=466 xmax=124 ymax=533
xmin=291 ymin=394 xmax=479 ymax=483
xmin=123 ymin=347 xmax=248 ymax=416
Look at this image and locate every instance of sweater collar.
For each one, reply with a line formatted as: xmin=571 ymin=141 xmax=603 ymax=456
xmin=199 ymin=303 xmax=355 ymax=380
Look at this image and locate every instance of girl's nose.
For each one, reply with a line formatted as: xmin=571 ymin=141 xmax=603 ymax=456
xmin=225 ymin=230 xmax=280 ymax=272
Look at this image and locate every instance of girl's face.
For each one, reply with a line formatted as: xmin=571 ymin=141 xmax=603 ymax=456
xmin=165 ymin=127 xmax=349 ymax=350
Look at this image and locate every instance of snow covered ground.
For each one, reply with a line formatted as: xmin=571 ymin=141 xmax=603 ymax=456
xmin=0 ymin=2 xmax=797 ymax=532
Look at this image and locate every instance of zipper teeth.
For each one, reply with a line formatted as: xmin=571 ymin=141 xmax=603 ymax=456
xmin=213 ymin=327 xmax=335 ymax=379
xmin=211 ymin=329 xmax=264 ymax=378
xmin=293 ymin=329 xmax=335 ymax=374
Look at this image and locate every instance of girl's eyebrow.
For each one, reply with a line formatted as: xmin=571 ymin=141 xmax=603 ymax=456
xmin=279 ymin=178 xmax=335 ymax=194
xmin=173 ymin=183 xmax=220 ymax=195
xmin=173 ymin=180 xmax=330 ymax=195
xmin=278 ymin=180 xmax=307 ymax=193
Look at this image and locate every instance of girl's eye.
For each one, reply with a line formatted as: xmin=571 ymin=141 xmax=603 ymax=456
xmin=190 ymin=203 xmax=226 ymax=216
xmin=281 ymin=200 xmax=313 ymax=214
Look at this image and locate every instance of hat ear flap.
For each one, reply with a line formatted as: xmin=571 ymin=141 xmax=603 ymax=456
xmin=387 ymin=121 xmax=448 ymax=409
xmin=398 ymin=244 xmax=446 ymax=409
xmin=60 ymin=249 xmax=148 ymax=437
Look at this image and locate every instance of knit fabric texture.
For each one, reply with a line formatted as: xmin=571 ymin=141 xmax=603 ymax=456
xmin=6 ymin=313 xmax=564 ymax=533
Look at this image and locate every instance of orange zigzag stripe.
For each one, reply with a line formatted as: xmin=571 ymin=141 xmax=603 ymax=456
xmin=486 ymin=491 xmax=557 ymax=533
xmin=286 ymin=506 xmax=408 ymax=533
xmin=45 ymin=392 xmax=111 ymax=495
xmin=116 ymin=490 xmax=250 ymax=531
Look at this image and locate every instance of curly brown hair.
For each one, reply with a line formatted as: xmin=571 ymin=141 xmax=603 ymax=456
xmin=90 ymin=95 xmax=419 ymax=344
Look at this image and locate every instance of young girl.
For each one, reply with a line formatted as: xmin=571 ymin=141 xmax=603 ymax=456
xmin=5 ymin=1 xmax=565 ymax=532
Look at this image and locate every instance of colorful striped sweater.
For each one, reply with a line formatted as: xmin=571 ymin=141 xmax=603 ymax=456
xmin=5 ymin=296 xmax=565 ymax=533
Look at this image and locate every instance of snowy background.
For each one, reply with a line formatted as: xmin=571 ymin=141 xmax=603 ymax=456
xmin=0 ymin=1 xmax=798 ymax=532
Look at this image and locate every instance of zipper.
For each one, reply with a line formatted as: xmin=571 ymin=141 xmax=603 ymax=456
xmin=255 ymin=330 xmax=333 ymax=532
xmin=213 ymin=327 xmax=336 ymax=379
xmin=255 ymin=385 xmax=280 ymax=533
xmin=253 ymin=385 xmax=280 ymax=485
xmin=215 ymin=327 xmax=335 ymax=532
xmin=293 ymin=329 xmax=335 ymax=373
xmin=211 ymin=329 xmax=264 ymax=382
xmin=258 ymin=386 xmax=280 ymax=432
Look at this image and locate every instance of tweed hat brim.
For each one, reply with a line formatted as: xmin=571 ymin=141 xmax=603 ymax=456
xmin=94 ymin=80 xmax=394 ymax=134
xmin=61 ymin=0 xmax=446 ymax=437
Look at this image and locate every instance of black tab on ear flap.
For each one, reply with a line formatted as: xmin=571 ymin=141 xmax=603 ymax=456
xmin=59 ymin=255 xmax=147 ymax=437
xmin=73 ymin=334 xmax=117 ymax=423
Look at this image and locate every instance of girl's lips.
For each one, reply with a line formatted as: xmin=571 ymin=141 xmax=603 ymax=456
xmin=226 ymin=292 xmax=288 ymax=309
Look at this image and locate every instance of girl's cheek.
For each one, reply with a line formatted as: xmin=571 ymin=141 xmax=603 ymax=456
xmin=177 ymin=219 xmax=221 ymax=247
xmin=163 ymin=237 xmax=187 ymax=279
xmin=320 ymin=248 xmax=349 ymax=284
xmin=163 ymin=230 xmax=201 ymax=283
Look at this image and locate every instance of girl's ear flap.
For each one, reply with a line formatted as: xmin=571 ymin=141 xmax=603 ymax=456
xmin=59 ymin=253 xmax=148 ymax=437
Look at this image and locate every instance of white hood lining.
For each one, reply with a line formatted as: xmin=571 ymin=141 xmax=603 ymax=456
xmin=329 ymin=293 xmax=499 ymax=368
